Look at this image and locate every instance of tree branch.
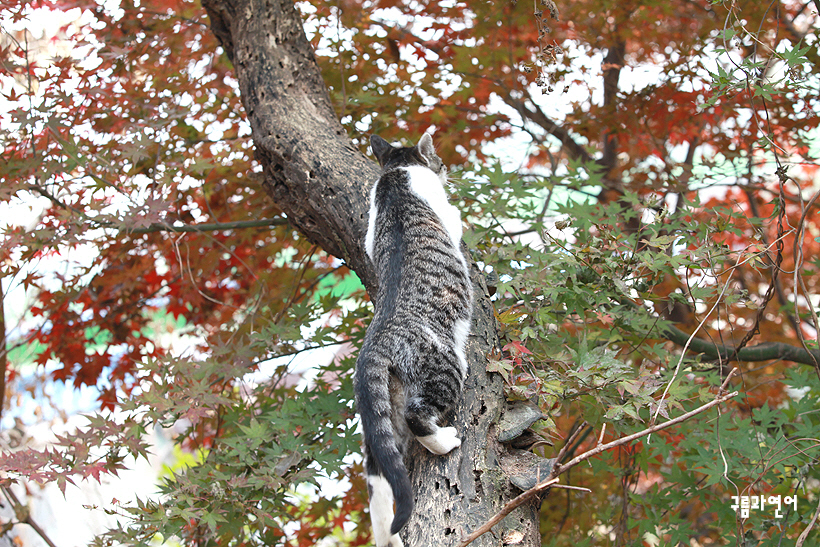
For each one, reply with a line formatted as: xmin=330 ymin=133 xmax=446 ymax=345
xmin=544 ymin=232 xmax=820 ymax=367
xmin=125 ymin=217 xmax=288 ymax=235
xmin=0 ymin=281 xmax=6 ymax=423
xmin=203 ymin=0 xmax=379 ymax=289
xmin=600 ymin=41 xmax=626 ymax=176
xmin=1 ymin=485 xmax=59 ymax=547
xmin=459 ymin=381 xmax=739 ymax=547
xmin=796 ymin=494 xmax=820 ymax=547
xmin=503 ymin=91 xmax=595 ymax=166
xmin=658 ymin=322 xmax=820 ymax=367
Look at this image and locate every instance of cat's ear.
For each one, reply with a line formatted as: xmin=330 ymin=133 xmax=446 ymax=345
xmin=370 ymin=135 xmax=393 ymax=166
xmin=417 ymin=133 xmax=436 ymax=164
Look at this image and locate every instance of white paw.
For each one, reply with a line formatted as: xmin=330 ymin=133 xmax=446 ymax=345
xmin=417 ymin=426 xmax=461 ymax=455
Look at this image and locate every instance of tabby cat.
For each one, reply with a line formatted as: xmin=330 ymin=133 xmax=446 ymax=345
xmin=354 ymin=133 xmax=473 ymax=547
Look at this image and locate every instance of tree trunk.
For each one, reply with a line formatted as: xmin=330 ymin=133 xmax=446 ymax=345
xmin=200 ymin=0 xmax=544 ymax=544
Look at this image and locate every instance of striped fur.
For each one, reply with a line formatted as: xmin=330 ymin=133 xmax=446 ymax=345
xmin=355 ymin=133 xmax=473 ymax=546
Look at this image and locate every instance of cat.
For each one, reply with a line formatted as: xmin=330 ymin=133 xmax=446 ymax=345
xmin=354 ymin=133 xmax=473 ymax=547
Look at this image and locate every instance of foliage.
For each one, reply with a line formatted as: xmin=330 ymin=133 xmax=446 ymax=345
xmin=1 ymin=0 xmax=819 ymax=545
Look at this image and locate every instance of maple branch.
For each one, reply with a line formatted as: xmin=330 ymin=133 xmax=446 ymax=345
xmin=503 ymin=92 xmax=594 ymax=166
xmin=141 ymin=9 xmax=208 ymax=28
xmin=0 ymin=485 xmax=59 ymax=547
xmin=792 ymin=187 xmax=820 ymax=374
xmin=124 ymin=217 xmax=288 ymax=234
xmin=743 ymin=185 xmax=801 ymax=336
xmin=27 ymin=184 xmax=89 ymax=219
xmin=0 ymin=281 xmax=6 ymax=423
xmin=445 ymin=68 xmax=597 ymax=170
xmin=658 ymin=321 xmax=820 ymax=367
xmin=557 ymin=391 xmax=739 ymax=476
xmin=542 ymin=231 xmax=820 ymax=367
xmin=679 ymin=181 xmax=820 ymax=213
xmin=459 ymin=386 xmax=739 ymax=547
xmin=369 ymin=19 xmax=443 ymax=56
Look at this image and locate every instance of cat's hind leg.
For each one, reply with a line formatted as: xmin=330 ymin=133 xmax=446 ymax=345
xmin=404 ymin=356 xmax=463 ymax=455
xmin=405 ymin=400 xmax=461 ymax=455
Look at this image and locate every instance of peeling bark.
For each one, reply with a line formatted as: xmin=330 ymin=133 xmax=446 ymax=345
xmin=200 ymin=0 xmax=546 ymax=544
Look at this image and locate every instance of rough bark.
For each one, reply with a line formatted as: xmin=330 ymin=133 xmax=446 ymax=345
xmin=203 ymin=0 xmax=378 ymax=289
xmin=404 ymin=264 xmax=541 ymax=546
xmin=200 ymin=0 xmax=546 ymax=545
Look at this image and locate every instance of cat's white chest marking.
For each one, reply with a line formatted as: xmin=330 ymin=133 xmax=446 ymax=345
xmin=365 ymin=166 xmax=463 ymax=261
xmin=365 ymin=181 xmax=379 ymax=260
xmin=403 ymin=165 xmax=462 ymax=251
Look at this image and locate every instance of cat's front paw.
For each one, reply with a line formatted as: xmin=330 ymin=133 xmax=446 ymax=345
xmin=418 ymin=426 xmax=461 ymax=455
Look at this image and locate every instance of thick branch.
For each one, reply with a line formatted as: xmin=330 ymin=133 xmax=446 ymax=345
xmin=125 ymin=217 xmax=288 ymax=235
xmin=503 ymin=92 xmax=594 ymax=165
xmin=202 ymin=0 xmax=378 ymax=289
xmin=600 ymin=41 xmax=625 ymax=177
xmin=659 ymin=322 xmax=820 ymax=367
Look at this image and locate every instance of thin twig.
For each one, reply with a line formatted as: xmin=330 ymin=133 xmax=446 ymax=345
xmin=792 ymin=188 xmax=820 ymax=376
xmin=651 ymin=232 xmax=787 ymax=429
xmin=554 ymin=421 xmax=587 ymax=464
xmin=549 ymin=483 xmax=591 ymax=493
xmin=719 ymin=367 xmax=738 ymax=393
xmin=796 ymin=490 xmax=820 ymax=547
xmin=651 ymin=250 xmax=739 ymax=428
xmin=558 ymin=390 xmax=738 ymax=474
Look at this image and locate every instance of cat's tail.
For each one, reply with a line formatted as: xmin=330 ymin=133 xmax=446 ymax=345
xmin=355 ymin=350 xmax=413 ymax=537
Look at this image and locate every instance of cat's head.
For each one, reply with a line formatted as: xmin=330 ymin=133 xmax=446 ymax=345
xmin=370 ymin=133 xmax=445 ymax=180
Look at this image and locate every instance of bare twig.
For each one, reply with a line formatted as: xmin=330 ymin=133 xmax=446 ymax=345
xmin=457 ymin=477 xmax=560 ymax=547
xmin=792 ymin=188 xmax=820 ymax=376
xmin=796 ymin=493 xmax=820 ymax=547
xmin=560 ymin=390 xmax=738 ymax=474
xmin=554 ymin=421 xmax=588 ymax=465
xmin=549 ymin=483 xmax=591 ymax=493
xmin=719 ymin=367 xmax=738 ymax=393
